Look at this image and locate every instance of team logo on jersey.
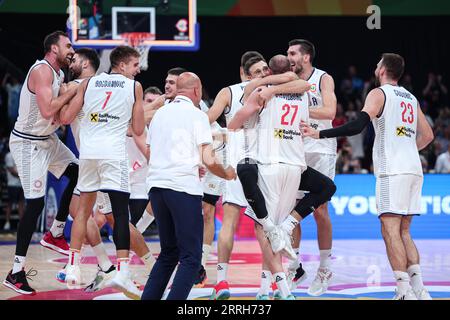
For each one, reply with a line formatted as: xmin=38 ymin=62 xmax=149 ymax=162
xmin=396 ymin=126 xmax=415 ymax=137
xmin=90 ymin=113 xmax=99 ymax=122
xmin=309 ymin=83 xmax=317 ymax=93
xmin=274 ymin=129 xmax=284 ymax=139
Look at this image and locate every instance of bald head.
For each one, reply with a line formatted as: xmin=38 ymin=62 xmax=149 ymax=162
xmin=269 ymin=55 xmax=291 ymax=75
xmin=176 ymin=72 xmax=203 ymax=105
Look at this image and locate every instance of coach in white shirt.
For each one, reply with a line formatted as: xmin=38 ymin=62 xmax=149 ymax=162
xmin=142 ymin=72 xmax=236 ymax=300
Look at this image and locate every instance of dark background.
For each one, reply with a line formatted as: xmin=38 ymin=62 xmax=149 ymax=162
xmin=0 ymin=13 xmax=449 ymax=96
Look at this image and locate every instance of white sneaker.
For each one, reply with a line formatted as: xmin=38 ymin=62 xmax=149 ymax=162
xmin=393 ymin=289 xmax=418 ymax=300
xmin=307 ymin=267 xmax=332 ymax=296
xmin=3 ymin=221 xmax=10 ymax=231
xmin=65 ymin=265 xmax=82 ymax=289
xmin=110 ymin=271 xmax=142 ymax=300
xmin=286 ymin=264 xmax=307 ymax=290
xmin=280 ymin=230 xmax=296 ymax=261
xmin=265 ymin=226 xmax=285 ymax=253
xmin=413 ymin=288 xmax=432 ymax=300
xmin=85 ymin=265 xmax=117 ymax=292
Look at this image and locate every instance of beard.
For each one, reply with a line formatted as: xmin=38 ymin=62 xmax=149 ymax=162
xmin=69 ymin=68 xmax=82 ymax=81
xmin=291 ymin=63 xmax=302 ymax=75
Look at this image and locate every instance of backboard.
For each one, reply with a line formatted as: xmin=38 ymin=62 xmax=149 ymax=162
xmin=66 ymin=0 xmax=198 ymax=51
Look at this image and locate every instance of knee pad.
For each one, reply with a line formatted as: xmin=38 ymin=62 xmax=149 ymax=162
xmin=107 ymin=191 xmax=131 ymax=250
xmin=63 ymin=163 xmax=79 ymax=184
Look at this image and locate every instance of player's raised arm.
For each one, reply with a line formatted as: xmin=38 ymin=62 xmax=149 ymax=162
xmin=144 ymin=94 xmax=166 ymax=124
xmin=60 ymin=79 xmax=89 ymax=125
xmin=132 ymin=81 xmax=145 ymax=136
xmin=228 ymin=87 xmax=264 ymax=130
xmin=207 ymin=87 xmax=231 ymax=124
xmin=415 ymin=101 xmax=434 ymax=150
xmin=308 ymin=74 xmax=337 ymax=120
xmin=243 ymin=71 xmax=298 ymax=101
xmin=33 ymin=65 xmax=77 ymax=119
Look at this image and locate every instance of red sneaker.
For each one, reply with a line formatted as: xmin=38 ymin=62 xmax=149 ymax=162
xmin=3 ymin=269 xmax=37 ymax=295
xmin=40 ymin=231 xmax=70 ymax=256
xmin=209 ymin=280 xmax=230 ymax=300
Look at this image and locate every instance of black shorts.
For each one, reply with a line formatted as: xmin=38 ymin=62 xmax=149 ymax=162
xmin=203 ymin=193 xmax=220 ymax=206
xmin=8 ymin=186 xmax=24 ymax=203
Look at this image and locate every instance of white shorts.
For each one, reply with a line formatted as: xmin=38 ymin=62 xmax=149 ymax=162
xmin=130 ymin=181 xmax=148 ymax=200
xmin=78 ymin=159 xmax=129 ymax=193
xmin=257 ymin=163 xmax=303 ymax=225
xmin=376 ymin=174 xmax=423 ymax=216
xmin=9 ymin=133 xmax=78 ymax=199
xmin=223 ymin=177 xmax=248 ymax=208
xmin=202 ymin=171 xmax=224 ymax=196
xmin=305 ymin=152 xmax=336 ymax=180
xmin=96 ymin=191 xmax=113 ymax=214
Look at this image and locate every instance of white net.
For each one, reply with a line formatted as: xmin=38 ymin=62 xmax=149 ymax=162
xmin=122 ymin=32 xmax=153 ymax=71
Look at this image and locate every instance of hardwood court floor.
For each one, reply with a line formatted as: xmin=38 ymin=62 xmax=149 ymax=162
xmin=1 ymin=236 xmax=449 ymax=300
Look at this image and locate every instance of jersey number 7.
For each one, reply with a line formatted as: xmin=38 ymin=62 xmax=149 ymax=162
xmin=102 ymin=91 xmax=112 ymax=110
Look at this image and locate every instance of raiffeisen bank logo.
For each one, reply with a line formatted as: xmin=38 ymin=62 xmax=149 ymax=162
xmin=330 ymin=195 xmax=450 ymax=216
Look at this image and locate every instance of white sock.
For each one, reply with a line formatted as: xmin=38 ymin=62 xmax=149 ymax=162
xmin=68 ymin=249 xmax=81 ymax=266
xmin=217 ymin=263 xmax=228 ymax=283
xmin=407 ymin=264 xmax=424 ymax=291
xmin=394 ymin=270 xmax=411 ymax=293
xmin=319 ymin=249 xmax=332 ymax=269
xmin=12 ymin=255 xmax=26 ymax=274
xmin=92 ymin=243 xmax=113 ymax=272
xmin=280 ymin=215 xmax=298 ymax=235
xmin=140 ymin=251 xmax=156 ymax=271
xmin=136 ymin=210 xmax=155 ymax=234
xmin=289 ymin=248 xmax=300 ymax=270
xmin=201 ymin=244 xmax=212 ymax=266
xmin=117 ymin=258 xmax=130 ymax=274
xmin=50 ymin=219 xmax=66 ymax=238
xmin=258 ymin=270 xmax=272 ymax=295
xmin=273 ymin=272 xmax=291 ymax=298
xmin=259 ymin=216 xmax=275 ymax=232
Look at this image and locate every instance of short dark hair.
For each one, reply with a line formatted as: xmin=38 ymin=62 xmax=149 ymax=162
xmin=167 ymin=67 xmax=187 ymax=76
xmin=75 ymin=48 xmax=100 ymax=72
xmin=110 ymin=46 xmax=140 ymax=68
xmin=269 ymin=55 xmax=291 ymax=75
xmin=144 ymin=86 xmax=163 ymax=95
xmin=288 ymin=39 xmax=316 ymax=62
xmin=381 ymin=53 xmax=405 ymax=81
xmin=240 ymin=51 xmax=264 ymax=67
xmin=243 ymin=56 xmax=266 ymax=76
xmin=44 ymin=31 xmax=69 ymax=54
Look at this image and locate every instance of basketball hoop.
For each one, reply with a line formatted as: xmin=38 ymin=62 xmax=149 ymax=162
xmin=121 ymin=32 xmax=155 ymax=71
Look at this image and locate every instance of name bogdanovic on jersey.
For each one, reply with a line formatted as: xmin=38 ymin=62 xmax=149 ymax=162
xmin=79 ymin=73 xmax=135 ymax=160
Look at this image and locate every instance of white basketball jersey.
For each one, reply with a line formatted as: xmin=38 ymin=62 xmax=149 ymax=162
xmin=200 ymin=100 xmax=226 ymax=164
xmin=257 ymin=92 xmax=309 ymax=167
xmin=372 ymin=84 xmax=422 ymax=177
xmin=225 ymin=81 xmax=256 ymax=165
xmin=303 ymin=68 xmax=337 ymax=155
xmin=70 ymin=79 xmax=86 ymax=151
xmin=13 ymin=60 xmax=64 ymax=138
xmin=79 ymin=72 xmax=135 ymax=160
xmin=126 ymin=135 xmax=148 ymax=185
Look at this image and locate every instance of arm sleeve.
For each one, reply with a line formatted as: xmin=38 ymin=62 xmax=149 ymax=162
xmin=319 ymin=111 xmax=370 ymax=139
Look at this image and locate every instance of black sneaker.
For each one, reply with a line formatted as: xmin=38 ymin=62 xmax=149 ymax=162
xmin=193 ymin=265 xmax=207 ymax=288
xmin=3 ymin=269 xmax=37 ymax=295
xmin=293 ymin=263 xmax=307 ymax=283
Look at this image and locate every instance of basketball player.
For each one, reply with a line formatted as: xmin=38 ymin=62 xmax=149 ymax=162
xmin=3 ymin=31 xmax=79 ymax=295
xmin=60 ymin=46 xmax=145 ymax=299
xmin=287 ymin=39 xmax=337 ymax=295
xmin=302 ymin=53 xmax=434 ymax=300
xmin=230 ymin=55 xmax=311 ymax=299
xmin=207 ymin=52 xmax=271 ymax=300
xmin=144 ymin=67 xmax=187 ymax=124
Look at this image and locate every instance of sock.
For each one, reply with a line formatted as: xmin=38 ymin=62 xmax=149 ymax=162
xmin=394 ymin=270 xmax=411 ymax=293
xmin=273 ymin=272 xmax=291 ymax=298
xmin=92 ymin=243 xmax=113 ymax=272
xmin=201 ymin=244 xmax=212 ymax=266
xmin=117 ymin=258 xmax=130 ymax=274
xmin=319 ymin=249 xmax=332 ymax=269
xmin=136 ymin=210 xmax=155 ymax=234
xmin=68 ymin=249 xmax=81 ymax=266
xmin=50 ymin=219 xmax=66 ymax=238
xmin=407 ymin=264 xmax=424 ymax=291
xmin=289 ymin=248 xmax=300 ymax=270
xmin=259 ymin=216 xmax=275 ymax=232
xmin=217 ymin=263 xmax=228 ymax=283
xmin=258 ymin=270 xmax=272 ymax=295
xmin=280 ymin=215 xmax=298 ymax=235
xmin=140 ymin=251 xmax=156 ymax=271
xmin=12 ymin=255 xmax=26 ymax=274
